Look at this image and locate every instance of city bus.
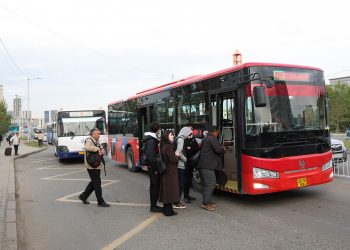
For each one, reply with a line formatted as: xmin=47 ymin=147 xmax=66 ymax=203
xmin=54 ymin=110 xmax=107 ymax=162
xmin=107 ymin=62 xmax=332 ymax=195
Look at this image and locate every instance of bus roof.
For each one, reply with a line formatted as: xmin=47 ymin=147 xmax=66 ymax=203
xmin=108 ymin=62 xmax=322 ymax=105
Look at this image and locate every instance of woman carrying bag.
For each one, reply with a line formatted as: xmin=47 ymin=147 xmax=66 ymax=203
xmin=159 ymin=130 xmax=180 ymax=216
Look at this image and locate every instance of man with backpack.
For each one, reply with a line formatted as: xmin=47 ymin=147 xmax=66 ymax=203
xmin=143 ymin=122 xmax=162 ymax=213
xmin=183 ymin=128 xmax=200 ymax=203
xmin=173 ymin=126 xmax=192 ymax=209
xmin=79 ymin=128 xmax=110 ymax=207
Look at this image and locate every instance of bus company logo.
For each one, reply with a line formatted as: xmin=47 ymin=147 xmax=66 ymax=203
xmin=299 ymin=160 xmax=306 ymax=168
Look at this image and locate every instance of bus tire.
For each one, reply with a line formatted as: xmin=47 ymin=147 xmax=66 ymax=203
xmin=126 ymin=147 xmax=136 ymax=172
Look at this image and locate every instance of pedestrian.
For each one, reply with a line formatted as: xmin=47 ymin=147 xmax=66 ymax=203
xmin=0 ymin=134 xmax=3 ymax=147
xmin=7 ymin=132 xmax=14 ymax=145
xmin=10 ymin=132 xmax=21 ymax=156
xmin=183 ymin=129 xmax=200 ymax=203
xmin=79 ymin=128 xmax=110 ymax=207
xmin=173 ymin=126 xmax=192 ymax=209
xmin=143 ymin=122 xmax=162 ymax=213
xmin=37 ymin=131 xmax=44 ymax=147
xmin=197 ymin=126 xmax=227 ymax=211
xmin=159 ymin=130 xmax=180 ymax=216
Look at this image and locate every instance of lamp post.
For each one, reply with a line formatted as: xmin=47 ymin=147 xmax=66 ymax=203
xmin=27 ymin=77 xmax=43 ymax=142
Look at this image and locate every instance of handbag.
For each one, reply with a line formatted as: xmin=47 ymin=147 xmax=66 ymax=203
xmin=156 ymin=154 xmax=167 ymax=174
xmin=85 ymin=138 xmax=103 ymax=169
xmin=215 ymin=170 xmax=227 ymax=186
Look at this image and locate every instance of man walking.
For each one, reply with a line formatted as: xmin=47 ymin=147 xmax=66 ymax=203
xmin=79 ymin=128 xmax=110 ymax=207
xmin=11 ymin=132 xmax=21 ymax=156
xmin=37 ymin=131 xmax=44 ymax=147
xmin=197 ymin=127 xmax=226 ymax=211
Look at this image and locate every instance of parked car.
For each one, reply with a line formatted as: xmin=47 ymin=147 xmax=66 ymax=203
xmin=331 ymin=138 xmax=347 ymax=162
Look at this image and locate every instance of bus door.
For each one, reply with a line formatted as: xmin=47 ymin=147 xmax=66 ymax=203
xmin=210 ymin=91 xmax=238 ymax=184
xmin=139 ymin=105 xmax=154 ymax=137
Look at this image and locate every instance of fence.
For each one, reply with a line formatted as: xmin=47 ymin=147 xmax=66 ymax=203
xmin=333 ymin=158 xmax=350 ymax=177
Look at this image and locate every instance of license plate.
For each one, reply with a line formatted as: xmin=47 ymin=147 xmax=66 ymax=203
xmin=297 ymin=178 xmax=307 ymax=188
xmin=332 ymin=153 xmax=343 ymax=159
xmin=79 ymin=151 xmax=85 ymax=155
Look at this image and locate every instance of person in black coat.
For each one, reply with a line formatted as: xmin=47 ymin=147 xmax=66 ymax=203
xmin=197 ymin=126 xmax=226 ymax=211
xmin=143 ymin=122 xmax=162 ymax=213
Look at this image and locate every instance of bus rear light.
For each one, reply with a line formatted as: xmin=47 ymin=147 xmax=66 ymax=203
xmin=322 ymin=159 xmax=333 ymax=171
xmin=253 ymin=167 xmax=279 ymax=179
xmin=253 ymin=183 xmax=270 ymax=189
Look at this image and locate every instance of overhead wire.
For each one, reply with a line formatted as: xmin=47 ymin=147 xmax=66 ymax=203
xmin=0 ymin=3 xmax=173 ymax=79
xmin=0 ymin=38 xmax=26 ymax=76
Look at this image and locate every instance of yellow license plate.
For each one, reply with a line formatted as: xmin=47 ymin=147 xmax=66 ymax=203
xmin=297 ymin=178 xmax=307 ymax=187
xmin=79 ymin=151 xmax=85 ymax=155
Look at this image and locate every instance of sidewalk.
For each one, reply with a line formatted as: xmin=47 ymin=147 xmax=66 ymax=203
xmin=0 ymin=141 xmax=47 ymax=250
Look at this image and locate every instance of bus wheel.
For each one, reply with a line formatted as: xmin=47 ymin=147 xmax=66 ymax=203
xmin=126 ymin=147 xmax=136 ymax=172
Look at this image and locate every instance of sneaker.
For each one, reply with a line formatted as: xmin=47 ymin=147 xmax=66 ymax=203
xmin=208 ymin=202 xmax=216 ymax=207
xmin=78 ymin=194 xmax=90 ymax=204
xmin=98 ymin=202 xmax=110 ymax=207
xmin=150 ymin=205 xmax=162 ymax=213
xmin=201 ymin=203 xmax=215 ymax=211
xmin=173 ymin=202 xmax=186 ymax=209
xmin=184 ymin=198 xmax=192 ymax=204
xmin=187 ymin=195 xmax=196 ymax=201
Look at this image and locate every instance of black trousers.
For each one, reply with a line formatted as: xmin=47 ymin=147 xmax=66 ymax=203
xmin=148 ymin=169 xmax=160 ymax=207
xmin=81 ymin=169 xmax=104 ymax=204
xmin=184 ymin=163 xmax=195 ymax=198
xmin=38 ymin=140 xmax=43 ymax=147
xmin=14 ymin=145 xmax=19 ymax=155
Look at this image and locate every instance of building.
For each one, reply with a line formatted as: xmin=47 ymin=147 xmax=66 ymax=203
xmin=0 ymin=84 xmax=4 ymax=102
xmin=44 ymin=110 xmax=50 ymax=124
xmin=50 ymin=110 xmax=58 ymax=122
xmin=13 ymin=96 xmax=22 ymax=120
xmin=23 ymin=110 xmax=32 ymax=120
xmin=329 ymin=76 xmax=350 ymax=85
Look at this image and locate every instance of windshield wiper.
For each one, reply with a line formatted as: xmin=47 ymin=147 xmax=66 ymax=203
xmin=71 ymin=124 xmax=81 ymax=139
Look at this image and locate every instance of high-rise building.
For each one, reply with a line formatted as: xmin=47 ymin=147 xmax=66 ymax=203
xmin=44 ymin=110 xmax=50 ymax=124
xmin=23 ymin=110 xmax=31 ymax=120
xmin=0 ymin=84 xmax=4 ymax=102
xmin=13 ymin=96 xmax=22 ymax=120
xmin=50 ymin=110 xmax=58 ymax=122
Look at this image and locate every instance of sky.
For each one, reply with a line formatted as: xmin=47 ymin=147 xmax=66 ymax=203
xmin=0 ymin=0 xmax=349 ymax=118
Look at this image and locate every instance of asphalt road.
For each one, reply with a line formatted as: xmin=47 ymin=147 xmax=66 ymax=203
xmin=15 ymin=147 xmax=350 ymax=250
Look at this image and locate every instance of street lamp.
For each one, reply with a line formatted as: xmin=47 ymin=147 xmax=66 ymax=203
xmin=27 ymin=77 xmax=43 ymax=141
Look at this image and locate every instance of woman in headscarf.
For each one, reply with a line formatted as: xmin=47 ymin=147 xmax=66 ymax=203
xmin=159 ymin=130 xmax=180 ymax=216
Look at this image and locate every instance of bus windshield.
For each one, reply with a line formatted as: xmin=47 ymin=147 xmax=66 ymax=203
xmin=245 ymin=67 xmax=327 ymax=148
xmin=57 ymin=117 xmax=106 ymax=137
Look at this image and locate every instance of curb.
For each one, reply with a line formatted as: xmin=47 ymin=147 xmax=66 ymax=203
xmin=8 ymin=147 xmax=48 ymax=250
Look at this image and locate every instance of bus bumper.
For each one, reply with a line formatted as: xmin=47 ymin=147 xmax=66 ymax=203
xmin=242 ymin=151 xmax=333 ymax=195
xmin=58 ymin=151 xmax=85 ymax=160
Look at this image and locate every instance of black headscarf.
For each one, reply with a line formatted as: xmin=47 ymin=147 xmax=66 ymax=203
xmin=160 ymin=130 xmax=174 ymax=152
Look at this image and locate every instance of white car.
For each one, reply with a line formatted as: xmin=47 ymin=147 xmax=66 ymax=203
xmin=331 ymin=138 xmax=347 ymax=162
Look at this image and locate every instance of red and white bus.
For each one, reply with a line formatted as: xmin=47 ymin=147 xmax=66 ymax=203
xmin=108 ymin=62 xmax=333 ymax=194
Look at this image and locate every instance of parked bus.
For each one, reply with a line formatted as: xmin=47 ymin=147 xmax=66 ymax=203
xmin=54 ymin=110 xmax=107 ymax=162
xmin=108 ymin=62 xmax=332 ymax=194
xmin=33 ymin=127 xmax=46 ymax=141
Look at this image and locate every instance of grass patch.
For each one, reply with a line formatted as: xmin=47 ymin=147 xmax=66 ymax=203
xmin=24 ymin=141 xmax=47 ymax=148
xmin=344 ymin=139 xmax=350 ymax=152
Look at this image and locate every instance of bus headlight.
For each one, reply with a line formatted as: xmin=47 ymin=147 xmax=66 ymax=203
xmin=58 ymin=146 xmax=69 ymax=152
xmin=322 ymin=159 xmax=333 ymax=171
xmin=253 ymin=167 xmax=279 ymax=179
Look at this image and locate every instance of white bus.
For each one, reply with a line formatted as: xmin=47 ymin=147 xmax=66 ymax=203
xmin=53 ymin=110 xmax=107 ymax=162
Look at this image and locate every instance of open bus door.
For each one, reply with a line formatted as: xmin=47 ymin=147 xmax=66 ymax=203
xmin=210 ymin=91 xmax=239 ymax=193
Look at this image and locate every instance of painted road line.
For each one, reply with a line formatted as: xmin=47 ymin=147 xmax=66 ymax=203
xmin=41 ymin=170 xmax=85 ymax=180
xmin=36 ymin=165 xmax=63 ymax=169
xmin=37 ymin=166 xmax=83 ymax=170
xmin=56 ymin=180 xmax=119 ymax=202
xmin=101 ymin=214 xmax=162 ymax=250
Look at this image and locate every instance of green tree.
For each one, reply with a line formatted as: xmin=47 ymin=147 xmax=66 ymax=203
xmin=326 ymin=82 xmax=350 ymax=133
xmin=0 ymin=100 xmax=12 ymax=135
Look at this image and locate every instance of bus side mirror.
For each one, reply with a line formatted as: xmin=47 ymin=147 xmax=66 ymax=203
xmin=253 ymin=86 xmax=267 ymax=107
